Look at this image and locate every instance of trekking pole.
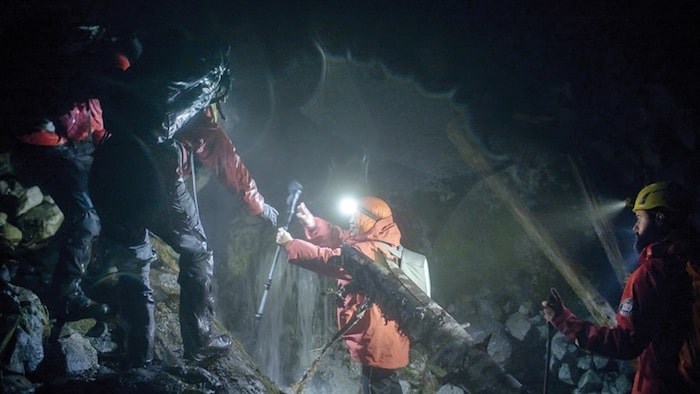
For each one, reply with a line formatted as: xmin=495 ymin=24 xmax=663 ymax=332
xmin=255 ymin=181 xmax=303 ymax=323
xmin=543 ymin=318 xmax=555 ymax=393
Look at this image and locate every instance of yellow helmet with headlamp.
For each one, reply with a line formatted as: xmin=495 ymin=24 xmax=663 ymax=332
xmin=632 ymin=181 xmax=690 ymax=212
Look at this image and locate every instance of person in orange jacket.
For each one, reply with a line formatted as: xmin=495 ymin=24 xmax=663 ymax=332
xmin=276 ymin=197 xmax=409 ymax=393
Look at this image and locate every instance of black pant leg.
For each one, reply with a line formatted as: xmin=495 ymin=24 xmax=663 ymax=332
xmin=361 ymin=365 xmax=403 ymax=394
xmin=158 ymin=173 xmax=216 ymax=355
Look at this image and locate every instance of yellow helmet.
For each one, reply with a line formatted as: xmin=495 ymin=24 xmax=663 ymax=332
xmin=632 ymin=181 xmax=684 ymax=212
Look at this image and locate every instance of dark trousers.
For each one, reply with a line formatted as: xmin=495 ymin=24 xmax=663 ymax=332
xmin=12 ymin=142 xmax=101 ymax=300
xmin=91 ymin=137 xmax=217 ymax=362
xmin=361 ymin=365 xmax=402 ymax=394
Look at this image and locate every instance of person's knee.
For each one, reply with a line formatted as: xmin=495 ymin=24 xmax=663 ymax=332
xmin=101 ymin=235 xmax=156 ymax=276
xmin=178 ymin=249 xmax=214 ymax=281
xmin=178 ymin=268 xmax=211 ymax=293
xmin=83 ymin=209 xmax=101 ymax=237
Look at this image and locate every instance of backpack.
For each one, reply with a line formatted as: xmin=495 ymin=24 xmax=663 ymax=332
xmin=379 ymin=244 xmax=432 ymax=298
xmin=679 ymin=261 xmax=700 ymax=389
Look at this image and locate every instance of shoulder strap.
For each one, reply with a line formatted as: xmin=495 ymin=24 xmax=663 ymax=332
xmin=372 ymin=239 xmax=403 ymax=261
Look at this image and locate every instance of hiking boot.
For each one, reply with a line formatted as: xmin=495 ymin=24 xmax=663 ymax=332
xmin=184 ymin=334 xmax=232 ymax=361
xmin=56 ymin=279 xmax=110 ymax=321
xmin=63 ymin=292 xmax=110 ymax=321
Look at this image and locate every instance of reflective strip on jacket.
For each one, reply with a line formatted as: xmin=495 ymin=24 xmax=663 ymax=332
xmin=552 ymin=236 xmax=697 ymax=393
xmin=283 ymin=216 xmax=410 ymax=369
xmin=175 ymin=110 xmax=265 ymax=216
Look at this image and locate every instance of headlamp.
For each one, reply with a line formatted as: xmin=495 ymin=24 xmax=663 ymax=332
xmin=623 ymin=198 xmax=633 ymax=210
xmin=339 ymin=196 xmax=359 ymax=217
xmin=338 ymin=196 xmax=380 ymax=220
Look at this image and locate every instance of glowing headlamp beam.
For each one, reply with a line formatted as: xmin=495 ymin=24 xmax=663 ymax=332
xmin=338 ymin=196 xmax=380 ymax=221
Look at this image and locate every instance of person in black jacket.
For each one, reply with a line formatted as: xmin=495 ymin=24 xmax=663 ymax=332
xmin=89 ymin=38 xmax=278 ymax=366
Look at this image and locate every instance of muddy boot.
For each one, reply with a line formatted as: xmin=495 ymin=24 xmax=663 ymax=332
xmin=180 ymin=281 xmax=231 ymax=361
xmin=58 ymin=279 xmax=110 ymax=321
xmin=181 ymin=301 xmax=232 ymax=361
xmin=184 ymin=334 xmax=232 ymax=361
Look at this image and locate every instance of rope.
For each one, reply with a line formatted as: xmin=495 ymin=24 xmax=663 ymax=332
xmin=291 ymin=300 xmax=371 ymax=393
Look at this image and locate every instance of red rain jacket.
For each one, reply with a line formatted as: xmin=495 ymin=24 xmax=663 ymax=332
xmin=284 ymin=216 xmax=410 ymax=369
xmin=175 ymin=110 xmax=265 ymax=216
xmin=552 ymin=235 xmax=698 ymax=393
xmin=18 ymin=98 xmax=109 ymax=146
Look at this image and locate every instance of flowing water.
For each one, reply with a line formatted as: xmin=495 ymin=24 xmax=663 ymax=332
xmin=252 ymin=248 xmax=334 ymax=388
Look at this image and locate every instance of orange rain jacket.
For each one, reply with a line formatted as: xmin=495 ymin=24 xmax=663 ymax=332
xmin=283 ymin=215 xmax=410 ymax=369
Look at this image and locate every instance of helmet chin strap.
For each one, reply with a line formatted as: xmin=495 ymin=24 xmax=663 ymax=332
xmin=357 ymin=206 xmax=380 ymax=221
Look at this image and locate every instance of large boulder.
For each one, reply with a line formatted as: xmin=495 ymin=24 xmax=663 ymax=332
xmin=0 ymin=282 xmax=50 ymax=375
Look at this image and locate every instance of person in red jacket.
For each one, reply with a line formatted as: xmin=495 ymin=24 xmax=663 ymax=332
xmin=276 ymin=196 xmax=409 ymax=394
xmin=542 ymin=181 xmax=699 ymax=393
xmin=10 ymin=24 xmax=141 ymax=322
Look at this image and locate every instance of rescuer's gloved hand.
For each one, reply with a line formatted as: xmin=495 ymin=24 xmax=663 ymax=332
xmin=541 ymin=288 xmax=564 ymax=323
xmin=296 ymin=202 xmax=316 ymax=229
xmin=260 ymin=203 xmax=279 ymax=226
xmin=276 ymin=227 xmax=293 ymax=246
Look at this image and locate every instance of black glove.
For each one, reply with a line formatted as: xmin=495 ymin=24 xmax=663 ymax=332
xmin=542 ymin=288 xmax=565 ymax=325
xmin=547 ymin=288 xmax=564 ymax=315
xmin=260 ymin=203 xmax=278 ymax=226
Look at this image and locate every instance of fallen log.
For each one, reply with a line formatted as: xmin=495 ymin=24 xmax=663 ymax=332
xmin=333 ymin=245 xmax=530 ymax=394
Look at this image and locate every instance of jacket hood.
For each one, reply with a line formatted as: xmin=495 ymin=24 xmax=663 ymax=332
xmin=648 ymin=229 xmax=700 ymax=261
xmin=350 ymin=215 xmax=401 ymax=246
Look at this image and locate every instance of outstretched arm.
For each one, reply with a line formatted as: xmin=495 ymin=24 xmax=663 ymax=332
xmin=276 ymin=227 xmax=351 ymax=280
xmin=177 ymin=109 xmax=265 ymax=216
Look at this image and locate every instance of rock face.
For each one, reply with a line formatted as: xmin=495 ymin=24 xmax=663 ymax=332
xmin=0 ymin=178 xmax=64 ymax=252
xmin=0 ymin=177 xmax=281 ymax=393
xmin=1 ymin=283 xmax=50 ymax=375
xmin=0 ymin=259 xmax=280 ymax=393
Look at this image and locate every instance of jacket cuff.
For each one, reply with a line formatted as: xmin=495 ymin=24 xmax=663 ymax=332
xmin=551 ymin=307 xmax=574 ymax=328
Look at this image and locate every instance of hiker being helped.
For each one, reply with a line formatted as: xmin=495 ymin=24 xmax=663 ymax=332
xmin=276 ymin=197 xmax=409 ymax=394
xmin=542 ymin=181 xmax=700 ymax=393
xmin=10 ymin=24 xmax=141 ymax=321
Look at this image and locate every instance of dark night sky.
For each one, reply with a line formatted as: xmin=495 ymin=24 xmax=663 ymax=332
xmin=4 ymin=0 xmax=699 ymax=134
xmin=3 ymin=0 xmax=699 ymax=205
xmin=149 ymin=1 xmax=699 ymax=102
xmin=4 ymin=1 xmax=699 ymax=237
xmin=9 ymin=1 xmax=698 ymax=99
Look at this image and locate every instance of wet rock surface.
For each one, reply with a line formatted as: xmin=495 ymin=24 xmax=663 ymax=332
xmin=0 ymin=183 xmax=280 ymax=393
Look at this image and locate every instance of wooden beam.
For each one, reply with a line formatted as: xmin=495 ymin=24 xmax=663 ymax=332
xmin=446 ymin=119 xmax=616 ymax=327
